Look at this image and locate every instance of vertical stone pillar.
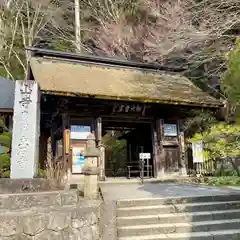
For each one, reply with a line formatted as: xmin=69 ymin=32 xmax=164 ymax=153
xmin=82 ymin=133 xmax=100 ymax=199
xmin=11 ymin=81 xmax=40 ymax=179
xmin=95 ymin=117 xmax=105 ymax=180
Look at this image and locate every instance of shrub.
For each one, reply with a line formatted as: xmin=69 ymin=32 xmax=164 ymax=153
xmin=37 ymin=168 xmax=46 ymax=178
xmin=190 ymin=123 xmax=240 ymax=176
xmin=0 ymin=120 xmax=11 ymax=178
xmin=206 ymin=176 xmax=240 ymax=186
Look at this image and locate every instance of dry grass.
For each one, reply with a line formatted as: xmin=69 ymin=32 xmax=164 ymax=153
xmin=44 ymin=137 xmax=69 ymax=189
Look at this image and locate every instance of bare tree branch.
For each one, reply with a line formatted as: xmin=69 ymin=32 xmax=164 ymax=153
xmin=0 ymin=0 xmax=75 ymax=79
xmin=88 ymin=0 xmax=240 ymax=84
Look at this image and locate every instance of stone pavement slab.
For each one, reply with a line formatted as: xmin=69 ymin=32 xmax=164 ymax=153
xmin=99 ymin=182 xmax=240 ymax=200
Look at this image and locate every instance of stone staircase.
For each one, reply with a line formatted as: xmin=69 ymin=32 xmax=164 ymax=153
xmin=116 ymin=194 xmax=240 ymax=240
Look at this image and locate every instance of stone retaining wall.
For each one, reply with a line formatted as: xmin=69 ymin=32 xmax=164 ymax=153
xmin=0 ymin=178 xmax=57 ymax=194
xmin=0 ymin=190 xmax=101 ymax=239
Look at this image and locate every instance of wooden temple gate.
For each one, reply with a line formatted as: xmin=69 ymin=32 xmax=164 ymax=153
xmin=39 ymin=94 xmax=194 ymax=179
xmin=27 ymin=47 xmax=222 ymax=180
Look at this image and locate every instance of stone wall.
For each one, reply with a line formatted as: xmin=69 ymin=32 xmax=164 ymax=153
xmin=0 ymin=178 xmax=56 ymax=194
xmin=100 ymin=201 xmax=117 ymax=240
xmin=0 ymin=190 xmax=101 ymax=239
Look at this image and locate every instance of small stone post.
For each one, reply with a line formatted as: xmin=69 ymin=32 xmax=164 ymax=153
xmin=82 ymin=133 xmax=100 ymax=199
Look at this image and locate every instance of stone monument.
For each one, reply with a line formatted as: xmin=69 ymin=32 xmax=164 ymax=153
xmin=11 ymin=81 xmax=40 ymax=179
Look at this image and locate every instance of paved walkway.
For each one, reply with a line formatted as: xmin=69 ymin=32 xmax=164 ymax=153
xmin=99 ymin=182 xmax=240 ymax=200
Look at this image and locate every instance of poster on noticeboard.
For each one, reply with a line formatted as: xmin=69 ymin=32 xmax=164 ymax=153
xmin=192 ymin=141 xmax=204 ymax=163
xmin=70 ymin=125 xmax=91 ymax=140
xmin=72 ymin=145 xmax=86 ymax=174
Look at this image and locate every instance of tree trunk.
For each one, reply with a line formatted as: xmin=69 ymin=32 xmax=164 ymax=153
xmin=74 ymin=0 xmax=81 ymax=52
xmin=229 ymin=157 xmax=240 ymax=177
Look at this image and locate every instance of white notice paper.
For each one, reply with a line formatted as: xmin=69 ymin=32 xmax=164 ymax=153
xmin=192 ymin=141 xmax=204 ymax=163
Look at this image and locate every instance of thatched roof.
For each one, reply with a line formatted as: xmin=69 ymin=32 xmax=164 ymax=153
xmin=29 ymin=55 xmax=222 ymax=108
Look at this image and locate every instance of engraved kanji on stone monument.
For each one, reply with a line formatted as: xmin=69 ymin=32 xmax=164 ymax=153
xmin=19 ymin=82 xmax=32 ymax=108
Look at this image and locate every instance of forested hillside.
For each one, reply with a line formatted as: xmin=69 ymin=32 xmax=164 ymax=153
xmin=0 ymin=0 xmax=239 ymax=103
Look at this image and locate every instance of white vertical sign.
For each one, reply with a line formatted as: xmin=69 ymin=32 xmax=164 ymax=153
xmin=192 ymin=141 xmax=204 ymax=163
xmin=11 ymin=81 xmax=40 ymax=179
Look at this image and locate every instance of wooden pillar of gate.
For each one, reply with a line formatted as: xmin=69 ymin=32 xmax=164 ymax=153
xmin=151 ymin=119 xmax=165 ymax=178
xmin=62 ymin=113 xmax=70 ymax=171
xmin=178 ymin=120 xmax=187 ymax=175
xmin=96 ymin=117 xmax=105 ymax=181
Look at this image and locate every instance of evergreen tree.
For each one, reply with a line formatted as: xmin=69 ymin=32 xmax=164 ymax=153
xmin=0 ymin=119 xmax=11 ymax=178
xmin=222 ymin=38 xmax=240 ymax=104
xmin=221 ymin=38 xmax=240 ymax=123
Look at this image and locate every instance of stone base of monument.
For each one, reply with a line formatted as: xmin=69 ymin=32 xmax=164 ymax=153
xmin=65 ymin=173 xmax=84 ymax=192
xmin=83 ymin=167 xmax=100 ymax=199
xmin=82 ymin=133 xmax=101 ymax=199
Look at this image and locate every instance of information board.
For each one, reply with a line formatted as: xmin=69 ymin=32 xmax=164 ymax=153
xmin=70 ymin=125 xmax=91 ymax=140
xmin=192 ymin=141 xmax=204 ymax=163
xmin=164 ymin=124 xmax=177 ymax=136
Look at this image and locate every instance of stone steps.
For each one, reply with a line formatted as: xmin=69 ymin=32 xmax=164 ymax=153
xmin=116 ymin=194 xmax=240 ymax=240
xmin=117 ymin=194 xmax=240 ymax=208
xmin=118 ymin=219 xmax=240 ymax=237
xmin=117 ymin=200 xmax=240 ymax=217
xmin=118 ymin=229 xmax=240 ymax=240
xmin=117 ymin=209 xmax=240 ymax=226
